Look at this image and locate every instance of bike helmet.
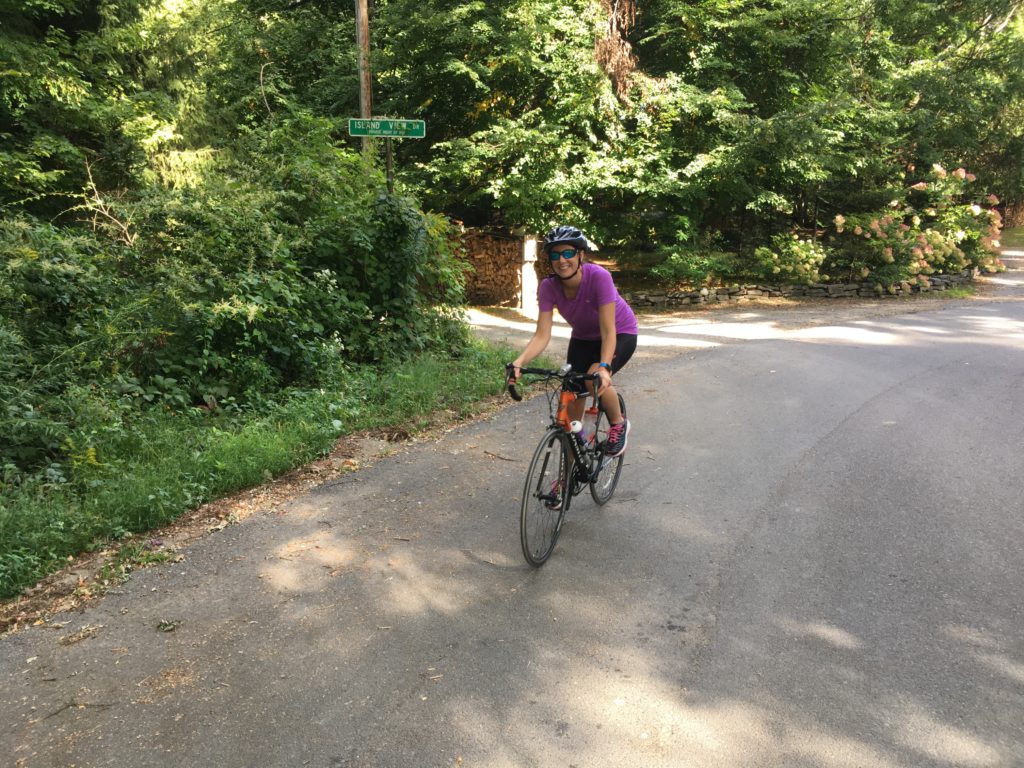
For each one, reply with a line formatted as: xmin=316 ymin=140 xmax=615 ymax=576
xmin=542 ymin=225 xmax=591 ymax=253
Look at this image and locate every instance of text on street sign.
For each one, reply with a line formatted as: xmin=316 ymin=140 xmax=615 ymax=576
xmin=348 ymin=119 xmax=426 ymax=138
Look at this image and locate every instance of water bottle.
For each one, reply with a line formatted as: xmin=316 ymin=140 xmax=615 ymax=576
xmin=582 ymin=407 xmax=599 ymax=444
xmin=569 ymin=420 xmax=587 ymax=448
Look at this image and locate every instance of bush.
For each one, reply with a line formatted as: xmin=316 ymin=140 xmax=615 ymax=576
xmin=650 ymin=248 xmax=738 ymax=286
xmin=0 ymin=110 xmax=471 ymax=485
xmin=752 ymin=233 xmax=828 ymax=284
xmin=828 ymin=164 xmax=1003 ymax=285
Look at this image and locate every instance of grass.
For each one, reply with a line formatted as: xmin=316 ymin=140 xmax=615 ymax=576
xmin=940 ymin=285 xmax=976 ymax=299
xmin=1001 ymin=227 xmax=1024 ymax=249
xmin=0 ymin=339 xmax=518 ymax=599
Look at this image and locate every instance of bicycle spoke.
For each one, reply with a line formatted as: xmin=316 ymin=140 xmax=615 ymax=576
xmin=520 ymin=432 xmax=569 ymax=566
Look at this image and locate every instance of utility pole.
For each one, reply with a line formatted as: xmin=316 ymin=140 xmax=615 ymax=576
xmin=354 ymin=0 xmax=373 ymax=155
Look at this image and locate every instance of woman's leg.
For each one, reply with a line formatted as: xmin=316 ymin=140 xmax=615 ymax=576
xmin=566 ymin=334 xmax=635 ymax=424
xmin=600 ymin=385 xmax=623 ymax=422
xmin=601 ymin=334 xmax=636 ymax=424
xmin=565 ymin=338 xmax=600 ymax=422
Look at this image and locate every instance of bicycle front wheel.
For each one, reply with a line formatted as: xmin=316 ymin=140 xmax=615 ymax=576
xmin=520 ymin=429 xmax=571 ymax=566
xmin=590 ymin=393 xmax=626 ymax=505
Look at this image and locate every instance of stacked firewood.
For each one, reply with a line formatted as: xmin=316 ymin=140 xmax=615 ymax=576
xmin=461 ymin=230 xmax=522 ymax=306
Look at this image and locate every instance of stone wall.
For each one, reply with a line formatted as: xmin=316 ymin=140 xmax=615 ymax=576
xmin=620 ymin=269 xmax=977 ymax=309
xmin=461 ymin=230 xmax=523 ymax=306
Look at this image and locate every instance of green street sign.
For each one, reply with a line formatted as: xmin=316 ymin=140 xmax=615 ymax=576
xmin=347 ymin=118 xmax=425 ymax=138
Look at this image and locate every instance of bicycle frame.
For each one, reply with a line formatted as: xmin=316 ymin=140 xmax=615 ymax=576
xmin=540 ymin=374 xmax=604 ymax=484
xmin=555 ymin=389 xmax=576 ymax=431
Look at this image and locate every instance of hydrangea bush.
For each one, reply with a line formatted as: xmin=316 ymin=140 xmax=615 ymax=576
xmin=753 ymin=233 xmax=828 ymax=285
xmin=830 ymin=164 xmax=1003 ymax=288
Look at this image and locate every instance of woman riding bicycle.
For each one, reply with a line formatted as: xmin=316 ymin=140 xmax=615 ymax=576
xmin=510 ymin=225 xmax=637 ymax=457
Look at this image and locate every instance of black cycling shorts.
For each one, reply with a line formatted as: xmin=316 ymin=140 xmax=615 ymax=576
xmin=565 ymin=334 xmax=637 ymax=392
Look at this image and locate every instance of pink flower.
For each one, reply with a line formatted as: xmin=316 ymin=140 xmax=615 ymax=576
xmin=953 ymin=167 xmax=967 ymax=179
xmin=932 ymin=164 xmax=947 ymax=178
xmin=834 ymin=214 xmax=846 ymax=233
xmin=966 ymin=173 xmax=976 ymax=182
xmin=854 ymin=225 xmax=863 ymax=235
xmin=970 ymin=204 xmax=982 ymax=215
xmin=911 ymin=182 xmax=928 ymax=190
xmin=884 ymin=247 xmax=893 ymax=258
xmin=987 ymin=194 xmax=1000 ymax=205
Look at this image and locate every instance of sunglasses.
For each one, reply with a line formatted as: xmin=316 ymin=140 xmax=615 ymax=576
xmin=548 ymin=248 xmax=578 ymax=261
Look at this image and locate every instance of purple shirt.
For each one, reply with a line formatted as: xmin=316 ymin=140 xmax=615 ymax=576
xmin=538 ymin=263 xmax=638 ymax=340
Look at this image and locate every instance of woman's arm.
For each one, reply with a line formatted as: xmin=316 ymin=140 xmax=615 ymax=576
xmin=511 ymin=311 xmax=554 ymax=379
xmin=592 ymin=301 xmax=617 ymax=393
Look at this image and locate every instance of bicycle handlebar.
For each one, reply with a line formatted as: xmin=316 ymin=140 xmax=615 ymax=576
xmin=504 ymin=363 xmax=599 ymax=402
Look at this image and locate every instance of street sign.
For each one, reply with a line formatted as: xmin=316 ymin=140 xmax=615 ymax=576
xmin=347 ymin=118 xmax=425 ymax=138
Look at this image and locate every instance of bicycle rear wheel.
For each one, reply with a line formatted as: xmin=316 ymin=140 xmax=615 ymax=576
xmin=589 ymin=393 xmax=626 ymax=505
xmin=520 ymin=429 xmax=571 ymax=566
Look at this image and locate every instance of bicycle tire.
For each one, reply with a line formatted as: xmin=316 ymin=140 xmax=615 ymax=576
xmin=589 ymin=393 xmax=626 ymax=505
xmin=520 ymin=429 xmax=571 ymax=566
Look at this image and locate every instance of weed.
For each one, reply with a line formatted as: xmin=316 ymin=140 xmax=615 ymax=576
xmin=98 ymin=539 xmax=175 ymax=585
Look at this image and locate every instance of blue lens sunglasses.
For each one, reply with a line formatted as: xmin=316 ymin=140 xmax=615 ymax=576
xmin=548 ymin=248 xmax=578 ymax=261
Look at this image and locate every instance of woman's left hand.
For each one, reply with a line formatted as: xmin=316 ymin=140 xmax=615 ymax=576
xmin=590 ymin=364 xmax=612 ymax=395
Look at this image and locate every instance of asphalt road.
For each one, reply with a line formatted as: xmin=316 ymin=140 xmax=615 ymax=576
xmin=3 ymin=275 xmax=1024 ymax=767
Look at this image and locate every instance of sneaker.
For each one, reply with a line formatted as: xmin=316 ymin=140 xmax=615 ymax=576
xmin=604 ymin=418 xmax=629 ymax=457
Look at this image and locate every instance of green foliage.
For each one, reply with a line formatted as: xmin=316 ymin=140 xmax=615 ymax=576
xmin=0 ymin=341 xmax=512 ymax=598
xmin=649 ymin=248 xmax=738 ymax=286
xmin=1 ymin=109 xmax=469 ymax=483
xmin=753 ymin=234 xmax=828 ymax=285
xmin=829 ymin=163 xmax=1003 ymax=285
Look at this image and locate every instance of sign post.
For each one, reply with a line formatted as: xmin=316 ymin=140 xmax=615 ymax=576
xmin=347 ymin=119 xmax=427 ymax=193
xmin=354 ymin=0 xmax=372 ymax=155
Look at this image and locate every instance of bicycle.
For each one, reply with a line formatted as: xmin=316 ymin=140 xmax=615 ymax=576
xmin=505 ymin=363 xmax=627 ymax=566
